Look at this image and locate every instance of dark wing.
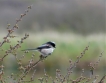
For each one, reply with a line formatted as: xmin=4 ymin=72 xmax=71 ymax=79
xmin=36 ymin=45 xmax=51 ymax=49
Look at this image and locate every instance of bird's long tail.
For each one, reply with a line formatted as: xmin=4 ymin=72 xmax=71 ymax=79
xmin=21 ymin=48 xmax=37 ymax=51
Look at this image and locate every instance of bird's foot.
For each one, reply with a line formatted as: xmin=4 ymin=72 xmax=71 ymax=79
xmin=39 ymin=55 xmax=47 ymax=60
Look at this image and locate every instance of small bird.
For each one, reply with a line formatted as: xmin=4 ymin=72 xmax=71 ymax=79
xmin=22 ymin=41 xmax=56 ymax=59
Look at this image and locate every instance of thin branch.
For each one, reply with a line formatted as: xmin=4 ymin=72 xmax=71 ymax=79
xmin=0 ymin=5 xmax=32 ymax=47
xmin=98 ymin=74 xmax=106 ymax=83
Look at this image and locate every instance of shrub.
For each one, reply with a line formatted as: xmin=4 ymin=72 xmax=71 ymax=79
xmin=0 ymin=5 xmax=105 ymax=83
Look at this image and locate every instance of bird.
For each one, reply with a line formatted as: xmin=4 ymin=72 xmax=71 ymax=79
xmin=22 ymin=41 xmax=56 ymax=59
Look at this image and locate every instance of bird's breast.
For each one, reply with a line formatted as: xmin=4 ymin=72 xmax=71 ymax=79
xmin=40 ymin=48 xmax=54 ymax=56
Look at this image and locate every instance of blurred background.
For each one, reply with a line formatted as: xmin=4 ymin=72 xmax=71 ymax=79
xmin=0 ymin=0 xmax=106 ymax=81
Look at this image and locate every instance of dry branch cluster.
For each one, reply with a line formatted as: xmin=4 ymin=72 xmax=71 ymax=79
xmin=0 ymin=5 xmax=105 ymax=83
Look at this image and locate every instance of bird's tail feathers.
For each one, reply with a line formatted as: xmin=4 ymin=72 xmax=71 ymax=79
xmin=21 ymin=48 xmax=37 ymax=51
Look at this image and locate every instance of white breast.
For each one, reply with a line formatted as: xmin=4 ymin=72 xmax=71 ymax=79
xmin=40 ymin=48 xmax=54 ymax=57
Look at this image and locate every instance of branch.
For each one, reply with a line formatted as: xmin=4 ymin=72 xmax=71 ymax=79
xmin=98 ymin=74 xmax=106 ymax=83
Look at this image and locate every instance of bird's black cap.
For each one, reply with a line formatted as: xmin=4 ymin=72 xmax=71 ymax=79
xmin=46 ymin=41 xmax=56 ymax=48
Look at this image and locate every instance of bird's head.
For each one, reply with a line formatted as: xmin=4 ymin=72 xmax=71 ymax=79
xmin=46 ymin=41 xmax=56 ymax=48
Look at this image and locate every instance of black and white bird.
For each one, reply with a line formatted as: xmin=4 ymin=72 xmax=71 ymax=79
xmin=22 ymin=41 xmax=56 ymax=59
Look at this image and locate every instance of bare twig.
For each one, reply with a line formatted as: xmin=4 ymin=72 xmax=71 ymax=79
xmin=98 ymin=74 xmax=106 ymax=83
xmin=18 ymin=58 xmax=44 ymax=82
xmin=0 ymin=5 xmax=32 ymax=47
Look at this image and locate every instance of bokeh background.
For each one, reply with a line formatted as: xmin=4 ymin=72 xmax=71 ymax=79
xmin=0 ymin=0 xmax=106 ymax=81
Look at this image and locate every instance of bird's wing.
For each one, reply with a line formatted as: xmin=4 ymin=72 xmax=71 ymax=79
xmin=36 ymin=45 xmax=51 ymax=49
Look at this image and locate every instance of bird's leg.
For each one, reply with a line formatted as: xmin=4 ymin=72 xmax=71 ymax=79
xmin=44 ymin=56 xmax=47 ymax=58
xmin=40 ymin=55 xmax=44 ymax=60
xmin=39 ymin=55 xmax=43 ymax=59
xmin=39 ymin=55 xmax=47 ymax=60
